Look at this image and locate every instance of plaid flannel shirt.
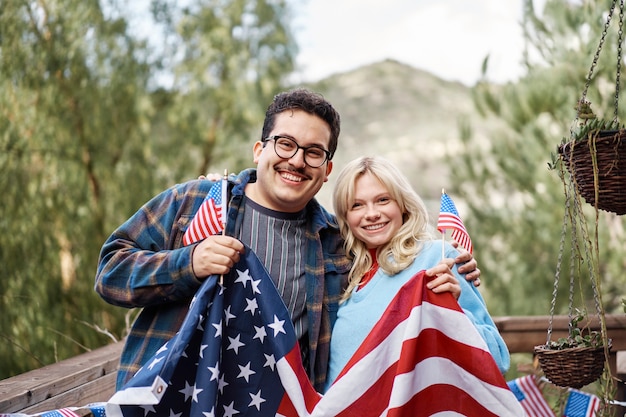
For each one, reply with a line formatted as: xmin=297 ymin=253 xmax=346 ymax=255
xmin=95 ymin=168 xmax=350 ymax=392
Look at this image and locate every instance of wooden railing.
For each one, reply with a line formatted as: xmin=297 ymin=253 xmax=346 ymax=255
xmin=0 ymin=341 xmax=123 ymax=415
xmin=495 ymin=314 xmax=626 ymax=353
xmin=1 ymin=315 xmax=626 ymax=414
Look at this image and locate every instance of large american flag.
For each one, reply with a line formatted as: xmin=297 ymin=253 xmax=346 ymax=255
xmin=182 ymin=179 xmax=226 ymax=246
xmin=106 ymin=247 xmax=319 ymax=417
xmin=104 ymin=248 xmax=523 ymax=416
xmin=507 ymin=375 xmax=554 ymax=417
xmin=437 ymin=192 xmax=473 ymax=254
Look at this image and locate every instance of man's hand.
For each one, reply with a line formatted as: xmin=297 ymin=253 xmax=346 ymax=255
xmin=450 ymin=240 xmax=481 ymax=287
xmin=191 ymin=235 xmax=245 ymax=279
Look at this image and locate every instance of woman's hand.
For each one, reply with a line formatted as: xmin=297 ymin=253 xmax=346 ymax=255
xmin=425 ymin=258 xmax=461 ymax=299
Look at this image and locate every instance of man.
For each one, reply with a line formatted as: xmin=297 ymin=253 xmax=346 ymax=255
xmin=95 ymin=88 xmax=480 ymax=392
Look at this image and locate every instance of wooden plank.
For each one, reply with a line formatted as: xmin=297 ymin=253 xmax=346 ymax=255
xmin=0 ymin=341 xmax=123 ymax=413
xmin=18 ymin=373 xmax=118 ymax=415
xmin=617 ymin=351 xmax=626 ymax=374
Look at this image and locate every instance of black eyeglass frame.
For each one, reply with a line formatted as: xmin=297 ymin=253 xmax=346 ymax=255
xmin=261 ymin=135 xmax=332 ymax=168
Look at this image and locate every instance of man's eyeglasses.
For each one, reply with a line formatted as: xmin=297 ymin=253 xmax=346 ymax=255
xmin=262 ymin=135 xmax=331 ymax=168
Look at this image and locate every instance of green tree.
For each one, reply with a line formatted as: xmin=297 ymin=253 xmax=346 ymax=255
xmin=450 ymin=0 xmax=626 ymax=317
xmin=0 ymin=0 xmax=296 ymax=378
xmin=0 ymin=0 xmax=154 ymax=377
xmin=148 ymin=0 xmax=296 ymax=182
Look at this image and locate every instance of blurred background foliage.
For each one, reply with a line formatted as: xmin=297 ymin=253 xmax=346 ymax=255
xmin=450 ymin=0 xmax=626 ymax=317
xmin=0 ymin=0 xmax=294 ymax=377
xmin=1 ymin=0 xmax=626 ymax=383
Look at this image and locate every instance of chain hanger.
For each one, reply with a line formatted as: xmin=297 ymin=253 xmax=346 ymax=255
xmin=576 ymin=0 xmax=624 ymax=123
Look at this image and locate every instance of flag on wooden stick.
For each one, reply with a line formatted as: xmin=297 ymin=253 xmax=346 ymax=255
xmin=437 ymin=191 xmax=473 ymax=254
xmin=507 ymin=375 xmax=553 ymax=417
xmin=563 ymin=389 xmax=600 ymax=417
xmin=182 ymin=174 xmax=227 ymax=246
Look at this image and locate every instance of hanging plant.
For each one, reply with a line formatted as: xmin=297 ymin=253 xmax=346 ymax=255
xmin=534 ymin=157 xmax=615 ymax=415
xmin=540 ymin=2 xmax=623 ymax=410
xmin=534 ymin=309 xmax=610 ymax=390
xmin=534 ymin=153 xmax=613 ymax=389
xmin=557 ymin=100 xmax=626 ymax=215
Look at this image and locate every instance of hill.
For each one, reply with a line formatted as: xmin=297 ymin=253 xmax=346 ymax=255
xmin=304 ymin=59 xmax=502 ymax=215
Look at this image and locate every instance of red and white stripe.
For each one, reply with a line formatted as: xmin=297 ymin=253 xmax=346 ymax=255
xmin=513 ymin=375 xmax=554 ymax=417
xmin=278 ymin=271 xmax=524 ymax=417
xmin=438 ymin=213 xmax=473 ymax=254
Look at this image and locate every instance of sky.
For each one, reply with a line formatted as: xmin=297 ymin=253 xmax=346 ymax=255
xmin=289 ymin=0 xmax=529 ymax=86
xmin=126 ymin=0 xmax=537 ymax=87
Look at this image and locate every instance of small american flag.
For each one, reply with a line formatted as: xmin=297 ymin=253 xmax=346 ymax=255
xmin=507 ymin=375 xmax=554 ymax=417
xmin=36 ymin=409 xmax=82 ymax=417
xmin=437 ymin=192 xmax=473 ymax=254
xmin=182 ymin=179 xmax=226 ymax=246
xmin=564 ymin=389 xmax=600 ymax=417
xmin=0 ymin=404 xmax=106 ymax=417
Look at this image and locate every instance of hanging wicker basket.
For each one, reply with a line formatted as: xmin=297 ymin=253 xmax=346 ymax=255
xmin=558 ymin=129 xmax=626 ymax=215
xmin=534 ymin=342 xmax=611 ymax=389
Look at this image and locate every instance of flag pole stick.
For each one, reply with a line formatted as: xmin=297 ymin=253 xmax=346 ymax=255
xmin=441 ymin=188 xmax=446 ymax=260
xmin=219 ymin=169 xmax=228 ymax=286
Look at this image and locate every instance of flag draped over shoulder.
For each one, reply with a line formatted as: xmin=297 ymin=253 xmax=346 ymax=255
xmin=317 ymin=266 xmax=525 ymax=417
xmin=182 ymin=179 xmax=226 ymax=246
xmin=104 ymin=247 xmax=523 ymax=417
xmin=507 ymin=375 xmax=554 ymax=417
xmin=563 ymin=389 xmax=600 ymax=417
xmin=437 ymin=192 xmax=473 ymax=254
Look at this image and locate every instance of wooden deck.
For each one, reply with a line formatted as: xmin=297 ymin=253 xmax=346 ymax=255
xmin=1 ymin=314 xmax=625 ymax=414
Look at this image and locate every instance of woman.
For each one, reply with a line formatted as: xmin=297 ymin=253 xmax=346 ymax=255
xmin=325 ymin=156 xmax=509 ymax=391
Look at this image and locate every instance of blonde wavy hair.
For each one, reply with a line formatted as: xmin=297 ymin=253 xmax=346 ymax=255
xmin=333 ymin=156 xmax=437 ymax=301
